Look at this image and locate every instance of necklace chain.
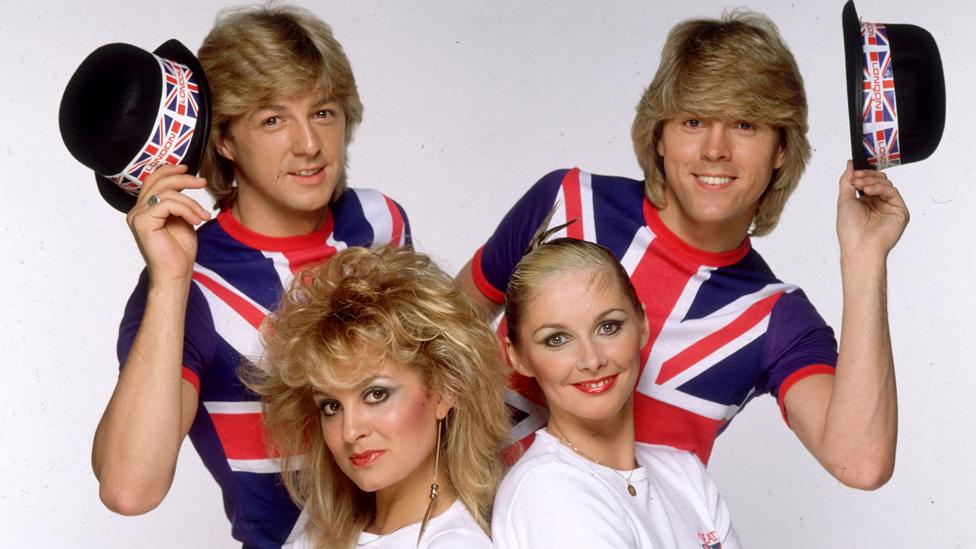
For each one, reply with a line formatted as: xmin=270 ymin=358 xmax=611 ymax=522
xmin=546 ymin=423 xmax=639 ymax=497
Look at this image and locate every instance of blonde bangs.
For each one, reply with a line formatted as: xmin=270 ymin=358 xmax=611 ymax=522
xmin=197 ymin=4 xmax=363 ymax=209
xmin=632 ymin=9 xmax=810 ymax=236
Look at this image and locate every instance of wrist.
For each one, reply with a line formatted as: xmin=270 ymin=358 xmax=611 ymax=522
xmin=839 ymin=245 xmax=889 ymax=270
xmin=146 ymin=275 xmax=193 ymax=301
xmin=839 ymin=252 xmax=888 ymax=293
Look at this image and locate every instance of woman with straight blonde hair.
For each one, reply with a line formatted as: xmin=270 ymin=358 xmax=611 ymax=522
xmin=246 ymin=246 xmax=508 ymax=548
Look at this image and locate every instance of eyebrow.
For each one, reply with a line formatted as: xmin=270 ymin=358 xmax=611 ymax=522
xmin=254 ymin=97 xmax=335 ymax=113
xmin=530 ymin=308 xmax=627 ymax=339
xmin=313 ymin=374 xmax=392 ymax=399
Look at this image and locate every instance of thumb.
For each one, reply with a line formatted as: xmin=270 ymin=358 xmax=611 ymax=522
xmin=837 ymin=160 xmax=855 ymax=202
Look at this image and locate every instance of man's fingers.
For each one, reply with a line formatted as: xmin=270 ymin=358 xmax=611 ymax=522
xmin=139 ymin=197 xmax=209 ymax=228
xmin=145 ymin=191 xmax=211 ymax=224
xmin=137 ymin=164 xmax=207 ymax=206
xmin=128 ymin=189 xmax=210 ymax=228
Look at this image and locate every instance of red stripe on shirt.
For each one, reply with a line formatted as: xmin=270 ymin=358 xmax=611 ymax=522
xmin=385 ymin=196 xmax=405 ymax=247
xmin=191 ymin=271 xmax=266 ymax=330
xmin=629 ymin=237 xmax=697 ymax=357
xmin=656 ymin=292 xmax=783 ymax=384
xmin=280 ymin=214 xmax=337 ymax=274
xmin=633 ymin=391 xmax=724 ymax=464
xmin=561 ymin=168 xmax=584 ymax=239
xmin=281 ymin=245 xmax=337 ymax=275
xmin=209 ymin=411 xmax=270 ymax=460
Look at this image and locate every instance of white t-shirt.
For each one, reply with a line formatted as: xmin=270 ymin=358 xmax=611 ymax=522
xmin=492 ymin=429 xmax=741 ymax=549
xmin=289 ymin=499 xmax=492 ymax=549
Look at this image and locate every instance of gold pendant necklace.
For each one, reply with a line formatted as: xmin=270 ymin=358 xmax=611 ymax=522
xmin=547 ymin=424 xmax=638 ymax=497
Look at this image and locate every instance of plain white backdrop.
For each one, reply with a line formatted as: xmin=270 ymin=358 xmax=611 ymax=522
xmin=1 ymin=1 xmax=973 ymax=547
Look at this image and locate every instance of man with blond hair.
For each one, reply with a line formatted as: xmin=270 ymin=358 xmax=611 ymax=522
xmin=459 ymin=10 xmax=907 ymax=491
xmin=92 ymin=5 xmax=410 ymax=547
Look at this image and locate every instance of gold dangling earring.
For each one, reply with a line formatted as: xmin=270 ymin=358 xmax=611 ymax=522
xmin=417 ymin=419 xmax=442 ymax=547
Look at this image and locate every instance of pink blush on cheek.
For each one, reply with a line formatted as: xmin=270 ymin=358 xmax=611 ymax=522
xmin=383 ymin=392 xmax=436 ymax=437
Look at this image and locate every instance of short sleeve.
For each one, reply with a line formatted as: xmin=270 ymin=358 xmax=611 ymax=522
xmin=116 ymin=269 xmax=216 ymax=390
xmin=389 ymin=197 xmax=412 ymax=248
xmin=471 ymin=169 xmax=568 ymax=303
xmin=492 ymin=462 xmax=637 ymax=549
xmin=333 ymin=188 xmax=412 ymax=249
xmin=759 ymin=290 xmax=838 ymax=409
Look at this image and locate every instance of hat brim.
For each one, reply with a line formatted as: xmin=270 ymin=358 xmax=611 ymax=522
xmin=97 ymin=39 xmax=212 ymax=214
xmin=842 ymin=1 xmax=871 ymax=170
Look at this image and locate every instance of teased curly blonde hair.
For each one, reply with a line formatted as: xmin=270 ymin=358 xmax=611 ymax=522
xmin=197 ymin=3 xmax=364 ymax=209
xmin=632 ymin=9 xmax=810 ymax=236
xmin=245 ymin=246 xmax=508 ymax=548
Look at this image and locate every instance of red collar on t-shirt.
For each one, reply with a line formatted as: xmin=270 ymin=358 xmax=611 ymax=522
xmin=216 ymin=208 xmax=334 ymax=253
xmin=642 ymin=201 xmax=751 ymax=267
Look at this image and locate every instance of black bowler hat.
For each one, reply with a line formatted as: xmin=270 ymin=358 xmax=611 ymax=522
xmin=59 ymin=39 xmax=211 ymax=212
xmin=843 ymin=0 xmax=945 ymax=170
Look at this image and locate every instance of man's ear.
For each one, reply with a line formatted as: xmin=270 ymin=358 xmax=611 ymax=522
xmin=774 ymin=142 xmax=786 ymax=170
xmin=214 ymin=129 xmax=235 ymax=162
xmin=505 ymin=337 xmax=535 ymax=379
xmin=435 ymin=391 xmax=456 ymax=420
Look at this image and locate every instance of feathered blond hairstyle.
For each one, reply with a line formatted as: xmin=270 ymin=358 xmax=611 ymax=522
xmin=197 ymin=3 xmax=364 ymax=209
xmin=245 ymin=246 xmax=508 ymax=548
xmin=632 ymin=9 xmax=810 ymax=236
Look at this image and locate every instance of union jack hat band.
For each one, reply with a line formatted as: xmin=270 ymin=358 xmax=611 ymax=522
xmin=106 ymin=55 xmax=202 ymax=193
xmin=842 ymin=1 xmax=945 ymax=171
xmin=859 ymin=23 xmax=901 ymax=170
xmin=59 ymin=39 xmax=211 ymax=213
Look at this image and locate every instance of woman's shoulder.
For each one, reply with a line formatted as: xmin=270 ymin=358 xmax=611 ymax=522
xmin=634 ymin=442 xmax=717 ymax=501
xmin=496 ymin=432 xmax=621 ymax=516
xmin=499 ymin=431 xmax=593 ymax=488
xmin=634 ymin=442 xmax=707 ymax=472
xmin=423 ymin=501 xmax=493 ymax=549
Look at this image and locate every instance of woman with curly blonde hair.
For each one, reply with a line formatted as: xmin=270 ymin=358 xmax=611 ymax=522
xmin=246 ymin=246 xmax=508 ymax=548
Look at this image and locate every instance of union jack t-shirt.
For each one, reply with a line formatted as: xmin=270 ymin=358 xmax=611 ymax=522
xmin=471 ymin=168 xmax=837 ymax=464
xmin=116 ymin=188 xmax=410 ymax=548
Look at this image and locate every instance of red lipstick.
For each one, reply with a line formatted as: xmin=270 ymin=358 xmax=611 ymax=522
xmin=349 ymin=450 xmax=385 ymax=468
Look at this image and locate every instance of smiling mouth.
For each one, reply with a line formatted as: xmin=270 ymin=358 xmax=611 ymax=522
xmin=349 ymin=450 xmax=385 ymax=468
xmin=572 ymin=374 xmax=618 ymax=394
xmin=290 ymin=166 xmax=324 ymax=177
xmin=696 ymin=175 xmax=735 ymax=187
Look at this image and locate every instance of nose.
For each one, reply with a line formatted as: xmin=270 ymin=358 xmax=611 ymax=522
xmin=575 ymin=337 xmax=607 ymax=373
xmin=291 ymin=119 xmax=322 ymax=157
xmin=341 ymin=404 xmax=369 ymax=444
xmin=700 ymin=124 xmax=731 ymax=162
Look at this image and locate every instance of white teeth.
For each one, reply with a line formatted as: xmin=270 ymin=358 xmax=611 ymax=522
xmin=294 ymin=168 xmax=320 ymax=176
xmin=699 ymin=175 xmax=733 ymax=186
xmin=581 ymin=378 xmax=611 ymax=390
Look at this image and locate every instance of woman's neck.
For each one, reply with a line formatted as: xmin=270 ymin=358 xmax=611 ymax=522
xmin=547 ymin=398 xmax=636 ymax=470
xmin=367 ymin=458 xmax=454 ymax=536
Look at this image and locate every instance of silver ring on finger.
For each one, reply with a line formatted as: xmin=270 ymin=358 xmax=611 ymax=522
xmin=147 ymin=194 xmax=161 ymax=207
